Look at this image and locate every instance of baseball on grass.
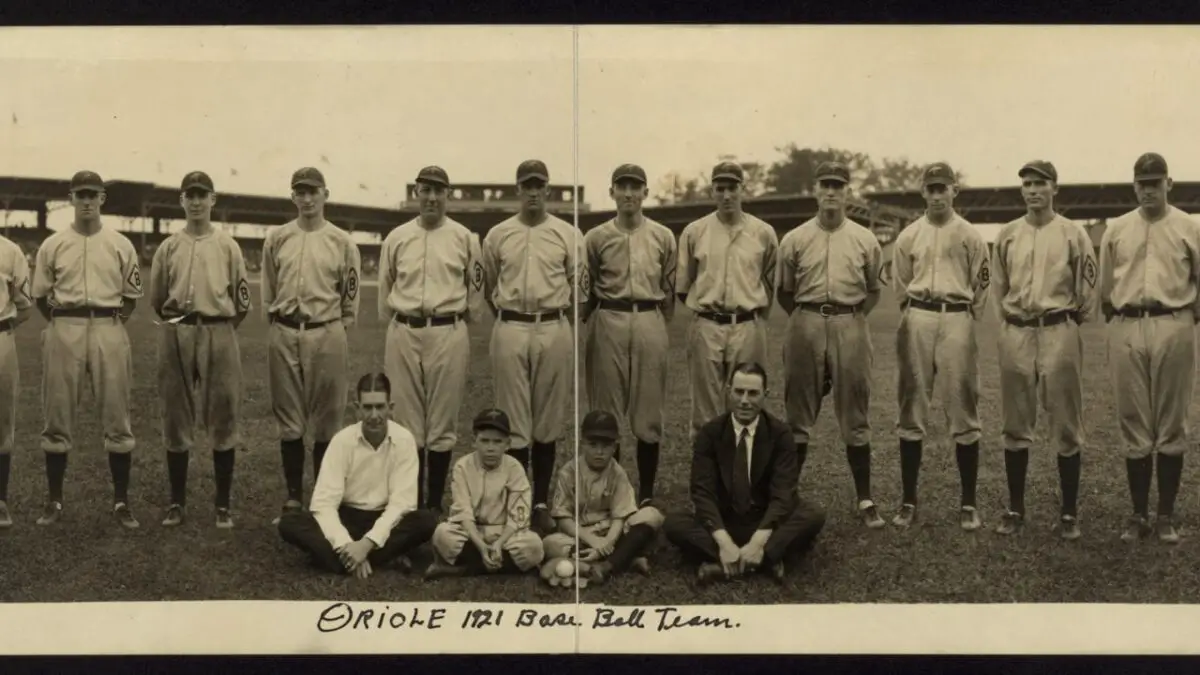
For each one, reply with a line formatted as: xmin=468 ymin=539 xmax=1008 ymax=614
xmin=554 ymin=559 xmax=574 ymax=578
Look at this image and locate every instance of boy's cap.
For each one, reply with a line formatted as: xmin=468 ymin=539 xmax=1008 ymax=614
xmin=580 ymin=410 xmax=619 ymax=441
xmin=473 ymin=408 xmax=511 ymax=435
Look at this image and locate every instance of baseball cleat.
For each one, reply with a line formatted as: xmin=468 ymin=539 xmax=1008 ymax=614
xmin=423 ymin=559 xmax=468 ymax=581
xmin=859 ymin=500 xmax=885 ymax=529
xmin=1156 ymin=517 xmax=1180 ymax=544
xmin=891 ymin=503 xmax=917 ymax=528
xmin=1120 ymin=515 xmax=1152 ymax=542
xmin=0 ymin=501 xmax=11 ymax=529
xmin=114 ymin=502 xmax=140 ymax=529
xmin=532 ymin=504 xmax=554 ymax=535
xmin=589 ymin=561 xmax=614 ymax=585
xmin=392 ymin=555 xmax=414 ymax=574
xmin=638 ymin=498 xmax=655 ymax=510
xmin=630 ymin=556 xmax=651 ymax=576
xmin=769 ymin=560 xmax=786 ymax=585
xmin=995 ymin=511 xmax=1024 ymax=535
xmin=696 ymin=562 xmax=724 ymax=585
xmin=271 ymin=500 xmax=304 ymax=526
xmin=1058 ymin=515 xmax=1081 ymax=541
xmin=215 ymin=508 xmax=234 ymax=529
xmin=162 ymin=504 xmax=184 ymax=527
xmin=959 ymin=506 xmax=981 ymax=531
xmin=36 ymin=501 xmax=63 ymax=526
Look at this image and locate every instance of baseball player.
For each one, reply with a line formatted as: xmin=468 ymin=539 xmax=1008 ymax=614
xmin=890 ymin=162 xmax=990 ymax=530
xmin=424 ymin=408 xmax=546 ymax=579
xmin=262 ymin=167 xmax=362 ymax=523
xmin=1099 ymin=152 xmax=1200 ymax=544
xmin=992 ymin=160 xmax=1097 ymax=540
xmin=0 ymin=224 xmax=33 ymax=528
xmin=147 ymin=171 xmax=250 ymax=528
xmin=542 ymin=410 xmax=662 ymax=584
xmin=378 ymin=165 xmax=483 ymax=514
xmin=675 ymin=161 xmax=778 ymax=439
xmin=583 ymin=163 xmax=677 ymax=504
xmin=481 ymin=160 xmax=586 ymax=534
xmin=776 ymin=161 xmax=885 ymax=528
xmin=31 ymin=170 xmax=143 ymax=528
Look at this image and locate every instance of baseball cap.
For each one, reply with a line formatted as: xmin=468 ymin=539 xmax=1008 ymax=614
xmin=710 ymin=161 xmax=744 ymax=183
xmin=473 ymin=408 xmax=512 ymax=435
xmin=181 ymin=171 xmax=214 ymax=192
xmin=69 ymin=170 xmax=104 ymax=192
xmin=816 ymin=161 xmax=851 ymax=184
xmin=1018 ymin=160 xmax=1058 ymax=182
xmin=922 ymin=162 xmax=957 ymax=187
xmin=580 ymin=410 xmax=620 ymax=442
xmin=1134 ymin=152 xmax=1169 ymax=181
xmin=291 ymin=167 xmax=326 ymax=189
xmin=516 ymin=160 xmax=549 ymax=184
xmin=611 ymin=163 xmax=647 ymax=185
xmin=416 ymin=165 xmax=450 ymax=187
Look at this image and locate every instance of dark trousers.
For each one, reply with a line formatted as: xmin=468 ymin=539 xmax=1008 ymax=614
xmin=279 ymin=505 xmax=437 ymax=574
xmin=663 ymin=497 xmax=826 ymax=566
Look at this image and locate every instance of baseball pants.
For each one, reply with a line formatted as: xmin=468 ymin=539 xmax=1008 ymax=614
xmin=783 ymin=310 xmax=872 ymax=446
xmin=384 ymin=318 xmax=470 ymax=453
xmin=490 ymin=316 xmax=572 ymax=449
xmin=278 ymin=506 xmax=437 ymax=573
xmin=0 ymin=330 xmax=18 ymax=455
xmin=158 ymin=321 xmax=243 ymax=453
xmin=40 ymin=315 xmax=135 ymax=454
xmin=998 ymin=318 xmax=1084 ymax=455
xmin=542 ymin=505 xmax=665 ymax=558
xmin=1107 ymin=311 xmax=1196 ymax=458
xmin=687 ymin=316 xmax=767 ymax=436
xmin=584 ymin=307 xmax=668 ymax=443
xmin=663 ymin=497 xmax=826 ymax=565
xmin=432 ymin=521 xmax=546 ymax=571
xmin=896 ymin=307 xmax=981 ymax=445
xmin=267 ymin=320 xmax=348 ymax=443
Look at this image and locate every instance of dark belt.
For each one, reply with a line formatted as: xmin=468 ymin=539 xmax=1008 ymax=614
xmin=906 ymin=298 xmax=971 ymax=313
xmin=271 ymin=314 xmax=337 ymax=330
xmin=1005 ymin=311 xmax=1075 ymax=328
xmin=697 ymin=309 xmax=759 ymax=325
xmin=393 ymin=312 xmax=462 ymax=328
xmin=1115 ymin=306 xmax=1182 ymax=319
xmin=497 ymin=308 xmax=566 ymax=323
xmin=168 ymin=314 xmax=233 ymax=326
xmin=598 ymin=299 xmax=660 ymax=313
xmin=50 ymin=307 xmax=121 ymax=319
xmin=798 ymin=302 xmax=858 ymax=317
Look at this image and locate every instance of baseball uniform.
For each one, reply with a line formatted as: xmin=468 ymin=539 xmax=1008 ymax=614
xmin=777 ymin=161 xmax=883 ymax=526
xmin=31 ymin=170 xmax=142 ymax=527
xmin=1099 ymin=153 xmax=1200 ymax=543
xmin=148 ymin=171 xmax=250 ymax=527
xmin=583 ymin=169 xmax=677 ymax=502
xmin=891 ymin=162 xmax=990 ymax=528
xmin=262 ymin=167 xmax=362 ymax=515
xmin=378 ymin=166 xmax=483 ymax=513
xmin=0 ymin=234 xmax=33 ymax=526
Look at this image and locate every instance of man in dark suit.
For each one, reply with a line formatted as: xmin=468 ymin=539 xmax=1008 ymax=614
xmin=664 ymin=362 xmax=826 ymax=584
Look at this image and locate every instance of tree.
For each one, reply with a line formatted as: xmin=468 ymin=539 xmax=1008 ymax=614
xmin=653 ymin=171 xmax=711 ymax=205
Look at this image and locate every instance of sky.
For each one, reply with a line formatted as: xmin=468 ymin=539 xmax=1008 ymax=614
xmin=2 ymin=25 xmax=1200 ymax=224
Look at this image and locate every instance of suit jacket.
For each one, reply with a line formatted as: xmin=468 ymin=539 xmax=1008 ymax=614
xmin=689 ymin=410 xmax=799 ymax=534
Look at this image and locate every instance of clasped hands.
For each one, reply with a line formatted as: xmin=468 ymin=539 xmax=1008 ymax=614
xmin=337 ymin=538 xmax=377 ymax=579
xmin=714 ymin=530 xmax=769 ymax=578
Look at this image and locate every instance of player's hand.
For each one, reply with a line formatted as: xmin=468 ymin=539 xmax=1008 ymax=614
xmin=596 ymin=536 xmax=618 ymax=558
xmin=342 ymin=539 xmax=373 ymax=569
xmin=354 ymin=559 xmax=374 ymax=580
xmin=738 ymin=542 xmax=765 ymax=574
xmin=717 ymin=542 xmax=741 ymax=578
xmin=580 ymin=532 xmax=606 ymax=552
xmin=483 ymin=542 xmax=504 ymax=571
xmin=578 ymin=548 xmax=601 ymax=563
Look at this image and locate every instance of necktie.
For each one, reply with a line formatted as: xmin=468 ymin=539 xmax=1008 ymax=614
xmin=733 ymin=428 xmax=752 ymax=513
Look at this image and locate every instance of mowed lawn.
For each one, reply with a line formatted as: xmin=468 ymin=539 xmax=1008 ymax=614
xmin=2 ymin=280 xmax=1200 ymax=605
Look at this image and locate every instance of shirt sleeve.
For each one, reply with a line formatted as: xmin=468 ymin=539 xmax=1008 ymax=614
xmin=230 ymin=238 xmax=252 ymax=316
xmin=340 ymin=236 xmax=362 ymax=324
xmin=607 ymin=467 xmax=638 ymax=521
xmin=776 ymin=233 xmax=796 ymax=298
xmin=446 ymin=459 xmax=476 ymax=525
xmin=364 ymin=433 xmax=420 ymax=549
xmin=570 ymin=226 xmax=589 ymax=309
xmin=674 ymin=222 xmax=696 ymax=297
xmin=481 ymin=230 xmax=500 ymax=310
xmin=260 ymin=230 xmax=278 ymax=315
xmin=991 ymin=230 xmax=1012 ymax=319
xmin=863 ymin=236 xmax=884 ymax=294
xmin=505 ymin=461 xmax=533 ymax=530
xmin=759 ymin=227 xmax=779 ymax=316
xmin=148 ymin=239 xmax=170 ymax=318
xmin=377 ymin=233 xmax=395 ymax=323
xmin=309 ymin=437 xmax=354 ymax=550
xmin=659 ymin=229 xmax=679 ymax=316
xmin=1073 ymin=223 xmax=1099 ymax=322
xmin=120 ymin=238 xmax=144 ymax=300
xmin=1097 ymin=224 xmax=1116 ymax=311
xmin=892 ymin=229 xmax=914 ymax=302
xmin=549 ymin=464 xmax=575 ymax=520
xmin=968 ymin=230 xmax=991 ymax=317
xmin=466 ymin=230 xmax=485 ymax=320
xmin=30 ymin=239 xmax=54 ymax=301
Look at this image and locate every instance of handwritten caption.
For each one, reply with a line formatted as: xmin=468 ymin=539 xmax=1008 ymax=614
xmin=315 ymin=604 xmax=741 ymax=634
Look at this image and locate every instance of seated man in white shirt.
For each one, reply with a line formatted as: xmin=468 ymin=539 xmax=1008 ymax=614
xmin=278 ymin=372 xmax=437 ymax=578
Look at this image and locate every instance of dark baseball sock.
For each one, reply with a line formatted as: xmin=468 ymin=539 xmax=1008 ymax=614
xmin=45 ymin=452 xmax=66 ymax=503
xmin=899 ymin=439 xmax=922 ymax=505
xmin=454 ymin=544 xmax=488 ymax=573
xmin=166 ymin=451 xmax=189 ymax=506
xmin=846 ymin=444 xmax=873 ymax=502
xmin=427 ymin=451 xmax=452 ymax=511
xmin=956 ymin=442 xmax=980 ymax=508
xmin=416 ymin=447 xmax=428 ymax=507
xmin=213 ymin=448 xmax=235 ymax=509
xmin=108 ymin=452 xmax=131 ymax=504
xmin=1057 ymin=452 xmax=1081 ymax=517
xmin=0 ymin=453 xmax=10 ymax=502
xmin=1126 ymin=456 xmax=1153 ymax=517
xmin=500 ymin=550 xmax=523 ymax=574
xmin=507 ymin=447 xmax=530 ymax=472
xmin=606 ymin=523 xmax=655 ymax=573
xmin=1004 ymin=449 xmax=1029 ymax=514
xmin=1156 ymin=453 xmax=1184 ymax=518
xmin=797 ymin=443 xmax=809 ymax=478
xmin=312 ymin=441 xmax=329 ymax=481
xmin=636 ymin=441 xmax=660 ymax=502
xmin=280 ymin=439 xmax=305 ymax=503
xmin=531 ymin=442 xmax=556 ymax=506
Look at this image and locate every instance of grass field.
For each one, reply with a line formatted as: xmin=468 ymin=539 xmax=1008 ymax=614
xmin=2 ymin=281 xmax=1200 ymax=606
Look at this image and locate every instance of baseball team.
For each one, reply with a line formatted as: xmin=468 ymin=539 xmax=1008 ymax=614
xmin=0 ymin=149 xmax=1192 ymax=587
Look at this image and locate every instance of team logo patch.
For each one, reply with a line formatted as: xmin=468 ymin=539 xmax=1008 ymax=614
xmin=18 ymin=278 xmax=30 ymax=302
xmin=977 ymin=262 xmax=990 ymax=291
xmin=511 ymin=502 xmax=529 ymax=527
xmin=1083 ymin=256 xmax=1097 ymax=288
xmin=577 ymin=267 xmax=591 ymax=298
xmin=127 ymin=265 xmax=143 ymax=292
xmin=236 ymin=278 xmax=251 ymax=311
xmin=344 ymin=267 xmax=359 ymax=301
xmin=471 ymin=261 xmax=484 ymax=292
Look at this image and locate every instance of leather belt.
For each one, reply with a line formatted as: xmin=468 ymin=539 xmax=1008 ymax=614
xmin=169 ymin=314 xmax=233 ymax=326
xmin=598 ymin=299 xmax=660 ymax=313
xmin=907 ymin=298 xmax=971 ymax=313
xmin=393 ymin=312 xmax=462 ymax=328
xmin=50 ymin=307 xmax=121 ymax=319
xmin=271 ymin=314 xmax=337 ymax=330
xmin=1115 ymin=306 xmax=1182 ymax=319
xmin=498 ymin=308 xmax=566 ymax=323
xmin=1005 ymin=311 xmax=1075 ymax=328
xmin=798 ymin=302 xmax=858 ymax=317
xmin=697 ymin=309 xmax=759 ymax=325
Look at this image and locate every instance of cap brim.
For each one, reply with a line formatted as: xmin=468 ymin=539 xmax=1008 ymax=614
xmin=182 ymin=183 xmax=213 ymax=192
xmin=70 ymin=184 xmax=104 ymax=192
xmin=416 ymin=177 xmax=450 ymax=187
xmin=474 ymin=422 xmax=511 ymax=435
xmin=923 ymin=178 xmax=954 ymax=187
xmin=583 ymin=432 xmax=619 ymax=442
xmin=1018 ymin=167 xmax=1054 ymax=180
xmin=292 ymin=179 xmax=324 ymax=188
xmin=518 ymin=173 xmax=549 ymax=183
xmin=612 ymin=174 xmax=646 ymax=184
xmin=816 ymin=174 xmax=849 ymax=184
xmin=1135 ymin=173 xmax=1168 ymax=181
xmin=711 ymin=174 xmax=743 ymax=183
